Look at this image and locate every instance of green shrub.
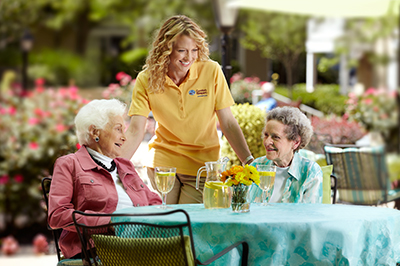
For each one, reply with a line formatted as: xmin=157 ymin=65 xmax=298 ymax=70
xmin=220 ymin=103 xmax=266 ymax=168
xmin=275 ymin=83 xmax=348 ymax=115
xmin=0 ymin=47 xmax=22 ymax=67
xmin=29 ymin=49 xmax=96 ymax=87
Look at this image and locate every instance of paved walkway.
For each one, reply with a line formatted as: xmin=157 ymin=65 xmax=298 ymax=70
xmin=0 ymin=254 xmax=58 ymax=266
xmin=0 ymin=245 xmax=58 ymax=266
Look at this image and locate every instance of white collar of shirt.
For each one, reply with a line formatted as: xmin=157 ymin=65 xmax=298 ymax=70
xmin=86 ymin=147 xmax=114 ymax=170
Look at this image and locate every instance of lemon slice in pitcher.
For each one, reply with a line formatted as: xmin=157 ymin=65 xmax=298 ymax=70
xmin=205 ymin=181 xmax=226 ymax=190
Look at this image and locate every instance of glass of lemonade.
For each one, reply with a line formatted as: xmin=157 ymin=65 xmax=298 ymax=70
xmin=155 ymin=166 xmax=176 ymax=209
xmin=257 ymin=165 xmax=277 ymax=206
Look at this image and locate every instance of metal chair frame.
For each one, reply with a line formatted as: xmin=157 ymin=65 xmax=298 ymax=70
xmin=330 ymin=174 xmax=337 ymax=204
xmin=73 ymin=209 xmax=249 ymax=266
xmin=41 ymin=176 xmax=63 ymax=261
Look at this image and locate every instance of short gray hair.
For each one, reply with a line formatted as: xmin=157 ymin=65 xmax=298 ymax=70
xmin=75 ymin=99 xmax=127 ymax=145
xmin=266 ymin=106 xmax=313 ymax=152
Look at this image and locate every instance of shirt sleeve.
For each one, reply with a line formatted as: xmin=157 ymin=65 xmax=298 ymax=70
xmin=48 ymin=156 xmax=76 ymax=231
xmin=128 ymin=71 xmax=151 ymax=117
xmin=212 ymin=61 xmax=235 ymax=111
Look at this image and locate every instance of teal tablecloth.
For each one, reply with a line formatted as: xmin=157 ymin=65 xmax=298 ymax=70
xmin=113 ymin=203 xmax=400 ymax=265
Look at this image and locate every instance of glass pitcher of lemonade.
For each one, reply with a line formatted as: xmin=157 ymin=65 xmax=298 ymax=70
xmin=196 ymin=157 xmax=232 ymax=209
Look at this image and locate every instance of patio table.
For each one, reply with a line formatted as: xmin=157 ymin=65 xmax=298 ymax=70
xmin=113 ymin=203 xmax=400 ymax=265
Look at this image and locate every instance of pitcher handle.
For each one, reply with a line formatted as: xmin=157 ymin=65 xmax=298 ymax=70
xmin=218 ymin=156 xmax=230 ymax=164
xmin=196 ymin=166 xmax=206 ymax=191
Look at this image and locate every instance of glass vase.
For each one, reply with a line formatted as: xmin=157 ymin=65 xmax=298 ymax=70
xmin=231 ymin=184 xmax=251 ymax=213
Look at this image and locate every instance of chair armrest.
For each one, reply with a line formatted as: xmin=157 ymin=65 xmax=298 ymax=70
xmin=331 ymin=174 xmax=337 ymax=204
xmin=195 ymin=240 xmax=249 ymax=266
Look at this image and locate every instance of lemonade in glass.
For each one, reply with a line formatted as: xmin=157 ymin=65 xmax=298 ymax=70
xmin=155 ymin=167 xmax=176 ymax=209
xmin=257 ymin=165 xmax=277 ymax=206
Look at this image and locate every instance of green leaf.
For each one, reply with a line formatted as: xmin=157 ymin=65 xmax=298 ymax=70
xmin=120 ymin=48 xmax=148 ymax=64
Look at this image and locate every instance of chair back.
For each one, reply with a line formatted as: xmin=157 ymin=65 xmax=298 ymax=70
xmin=41 ymin=177 xmax=63 ymax=261
xmin=321 ymin=165 xmax=335 ymax=204
xmin=324 ymin=144 xmax=389 ymax=205
xmin=72 ymin=209 xmax=196 ymax=266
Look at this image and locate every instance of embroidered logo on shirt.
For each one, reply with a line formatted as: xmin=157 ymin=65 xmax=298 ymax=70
xmin=196 ymin=89 xmax=208 ymax=97
xmin=189 ymin=89 xmax=196 ymax=95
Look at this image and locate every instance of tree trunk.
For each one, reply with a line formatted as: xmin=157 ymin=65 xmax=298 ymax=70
xmin=283 ymin=61 xmax=294 ymax=99
xmin=75 ymin=8 xmax=92 ymax=55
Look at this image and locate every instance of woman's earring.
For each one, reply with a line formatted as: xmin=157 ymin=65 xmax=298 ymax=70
xmin=95 ymin=137 xmax=99 ymax=142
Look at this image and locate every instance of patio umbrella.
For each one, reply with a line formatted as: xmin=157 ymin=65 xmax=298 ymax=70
xmin=229 ymin=0 xmax=400 ymax=18
xmin=229 ymin=0 xmax=400 ymax=152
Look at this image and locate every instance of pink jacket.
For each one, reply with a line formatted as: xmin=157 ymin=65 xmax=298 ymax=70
xmin=48 ymin=146 xmax=161 ymax=259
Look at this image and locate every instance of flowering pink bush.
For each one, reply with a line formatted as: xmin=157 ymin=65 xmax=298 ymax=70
xmin=0 ymin=78 xmax=89 ymax=230
xmin=33 ymin=234 xmax=49 ymax=254
xmin=1 ymin=235 xmax=19 ymax=256
xmin=230 ymin=73 xmax=262 ymax=104
xmin=311 ymin=115 xmax=366 ymax=145
xmin=345 ymin=88 xmax=398 ymax=135
xmin=102 ymin=71 xmax=135 ymax=105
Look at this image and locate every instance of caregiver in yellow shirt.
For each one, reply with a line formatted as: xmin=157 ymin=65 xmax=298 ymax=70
xmin=122 ymin=15 xmax=253 ymax=204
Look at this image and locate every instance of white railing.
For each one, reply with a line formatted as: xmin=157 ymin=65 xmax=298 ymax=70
xmin=252 ymin=90 xmax=324 ymax=118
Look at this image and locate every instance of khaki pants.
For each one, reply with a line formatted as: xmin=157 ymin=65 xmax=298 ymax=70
xmin=147 ymin=167 xmax=204 ymax=204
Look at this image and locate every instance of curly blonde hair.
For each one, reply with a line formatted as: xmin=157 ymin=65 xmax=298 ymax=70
xmin=143 ymin=15 xmax=210 ymax=93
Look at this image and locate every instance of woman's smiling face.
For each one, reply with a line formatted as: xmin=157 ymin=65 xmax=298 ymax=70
xmin=263 ymin=120 xmax=299 ymax=167
xmin=96 ymin=115 xmax=126 ymax=159
xmin=168 ymin=34 xmax=198 ymax=74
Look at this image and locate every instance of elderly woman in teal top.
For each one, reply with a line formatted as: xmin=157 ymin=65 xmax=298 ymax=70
xmin=250 ymin=106 xmax=323 ymax=203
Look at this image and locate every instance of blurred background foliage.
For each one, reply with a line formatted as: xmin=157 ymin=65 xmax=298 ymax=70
xmin=239 ymin=10 xmax=308 ymax=91
xmin=0 ymin=82 xmax=88 ymax=239
xmin=0 ymin=0 xmax=218 ymax=88
xmin=28 ymin=49 xmax=96 ymax=87
xmin=275 ymin=84 xmax=348 ymax=116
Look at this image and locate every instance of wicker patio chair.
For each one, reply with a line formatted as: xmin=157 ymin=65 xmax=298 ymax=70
xmin=41 ymin=177 xmax=84 ymax=266
xmin=324 ymin=144 xmax=400 ymax=205
xmin=72 ymin=209 xmax=249 ymax=266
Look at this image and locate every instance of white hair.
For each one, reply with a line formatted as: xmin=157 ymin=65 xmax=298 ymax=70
xmin=75 ymin=99 xmax=127 ymax=145
xmin=266 ymin=106 xmax=313 ymax=152
xmin=261 ymin=82 xmax=275 ymax=93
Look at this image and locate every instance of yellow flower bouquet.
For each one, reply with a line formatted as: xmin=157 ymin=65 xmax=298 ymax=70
xmin=221 ymin=165 xmax=260 ymax=186
xmin=221 ymin=165 xmax=260 ymax=212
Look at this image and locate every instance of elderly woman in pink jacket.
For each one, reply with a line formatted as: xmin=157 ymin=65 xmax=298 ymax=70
xmin=48 ymin=99 xmax=161 ymax=260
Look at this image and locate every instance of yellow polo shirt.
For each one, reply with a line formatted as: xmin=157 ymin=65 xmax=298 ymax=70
xmin=128 ymin=60 xmax=234 ymax=176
